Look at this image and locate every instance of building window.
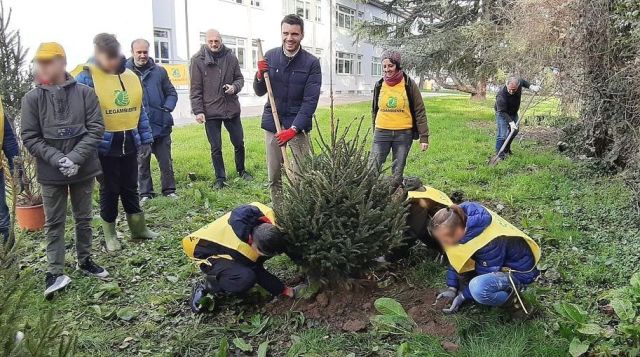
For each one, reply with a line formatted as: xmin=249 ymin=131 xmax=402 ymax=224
xmin=251 ymin=39 xmax=260 ymax=69
xmin=336 ymin=51 xmax=358 ymax=75
xmin=251 ymin=0 xmax=261 ymax=6
xmin=371 ymin=56 xmax=382 ymax=76
xmin=315 ymin=4 xmax=322 ymax=22
xmin=336 ymin=5 xmax=355 ymax=29
xmin=356 ymin=55 xmax=363 ymax=75
xmin=222 ymin=35 xmax=247 ymax=68
xmin=154 ymin=28 xmax=171 ymax=63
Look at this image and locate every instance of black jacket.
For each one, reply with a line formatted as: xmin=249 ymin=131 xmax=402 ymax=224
xmin=189 ymin=45 xmax=244 ymax=120
xmin=494 ymin=79 xmax=531 ymax=119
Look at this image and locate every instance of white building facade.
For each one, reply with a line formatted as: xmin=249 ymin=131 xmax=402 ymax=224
xmin=8 ymin=0 xmax=400 ymax=117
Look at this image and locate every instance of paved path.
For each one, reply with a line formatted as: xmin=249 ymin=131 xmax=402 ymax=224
xmin=173 ymin=92 xmax=455 ymax=127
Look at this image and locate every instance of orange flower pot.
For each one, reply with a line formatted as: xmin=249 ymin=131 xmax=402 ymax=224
xmin=16 ymin=204 xmax=45 ymax=231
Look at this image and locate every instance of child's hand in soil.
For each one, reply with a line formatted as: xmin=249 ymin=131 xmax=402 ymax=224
xmin=442 ymin=293 xmax=465 ymax=314
xmin=282 ymin=284 xmax=308 ymax=299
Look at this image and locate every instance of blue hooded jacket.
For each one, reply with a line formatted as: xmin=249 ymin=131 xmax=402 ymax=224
xmin=446 ymin=202 xmax=539 ymax=300
xmin=125 ymin=58 xmax=178 ymax=138
xmin=75 ymin=57 xmax=153 ymax=155
xmin=1 ymin=114 xmax=19 ymax=171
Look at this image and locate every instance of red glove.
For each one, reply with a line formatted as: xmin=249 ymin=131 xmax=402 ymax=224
xmin=256 ymin=59 xmax=269 ymax=80
xmin=275 ymin=128 xmax=297 ymax=146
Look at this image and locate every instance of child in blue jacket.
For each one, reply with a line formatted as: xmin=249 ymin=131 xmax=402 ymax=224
xmin=430 ymin=202 xmax=539 ymax=315
xmin=0 ymin=107 xmax=20 ymax=243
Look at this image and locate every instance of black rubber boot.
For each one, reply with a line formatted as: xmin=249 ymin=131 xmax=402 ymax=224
xmin=190 ymin=281 xmax=210 ymax=313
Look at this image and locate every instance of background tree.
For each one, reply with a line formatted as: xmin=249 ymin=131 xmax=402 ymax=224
xmin=359 ymin=0 xmax=520 ymax=100
xmin=0 ymin=0 xmax=32 ymax=119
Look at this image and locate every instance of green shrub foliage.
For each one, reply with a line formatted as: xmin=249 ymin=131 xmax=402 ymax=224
xmin=276 ymin=120 xmax=407 ymax=282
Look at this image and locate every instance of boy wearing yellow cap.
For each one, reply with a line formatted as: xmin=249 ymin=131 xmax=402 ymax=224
xmin=21 ymin=42 xmax=108 ymax=299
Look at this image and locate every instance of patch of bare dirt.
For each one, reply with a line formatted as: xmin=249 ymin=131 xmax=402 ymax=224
xmin=263 ymin=279 xmax=456 ymax=338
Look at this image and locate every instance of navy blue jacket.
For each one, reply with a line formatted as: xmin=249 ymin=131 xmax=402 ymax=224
xmin=125 ymin=58 xmax=178 ymax=138
xmin=446 ymin=202 xmax=539 ymax=300
xmin=75 ymin=58 xmax=154 ymax=155
xmin=253 ymin=47 xmax=321 ymax=133
xmin=2 ymin=114 xmax=19 ymax=171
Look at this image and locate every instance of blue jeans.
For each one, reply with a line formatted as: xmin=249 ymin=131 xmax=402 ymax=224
xmin=495 ymin=112 xmax=518 ymax=156
xmin=0 ymin=172 xmax=10 ymax=243
xmin=371 ymin=129 xmax=413 ymax=178
xmin=468 ymin=272 xmax=514 ymax=306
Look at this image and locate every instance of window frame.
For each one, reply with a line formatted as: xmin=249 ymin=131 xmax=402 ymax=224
xmin=153 ymin=28 xmax=171 ymax=64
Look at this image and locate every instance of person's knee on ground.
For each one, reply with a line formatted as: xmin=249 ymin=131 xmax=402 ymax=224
xmin=219 ymin=267 xmax=258 ymax=295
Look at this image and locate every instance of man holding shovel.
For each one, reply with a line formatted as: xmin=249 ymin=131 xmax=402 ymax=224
xmin=253 ymin=14 xmax=322 ymax=207
xmin=494 ymin=77 xmax=540 ymax=159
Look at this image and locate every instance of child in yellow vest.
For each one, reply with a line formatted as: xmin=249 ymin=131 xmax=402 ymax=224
xmin=429 ymin=203 xmax=540 ymax=315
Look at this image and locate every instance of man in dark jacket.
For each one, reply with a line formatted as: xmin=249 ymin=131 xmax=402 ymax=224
xmin=494 ymin=77 xmax=540 ymax=158
xmin=190 ymin=29 xmax=252 ymax=189
xmin=0 ymin=98 xmax=20 ymax=244
xmin=127 ymin=39 xmax=178 ymax=203
xmin=254 ymin=14 xmax=322 ymax=206
xmin=21 ymin=42 xmax=108 ymax=299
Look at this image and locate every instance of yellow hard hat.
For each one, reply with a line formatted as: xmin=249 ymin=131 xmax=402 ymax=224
xmin=34 ymin=42 xmax=66 ymax=61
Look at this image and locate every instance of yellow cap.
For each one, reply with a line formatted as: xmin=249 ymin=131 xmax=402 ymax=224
xmin=34 ymin=42 xmax=66 ymax=61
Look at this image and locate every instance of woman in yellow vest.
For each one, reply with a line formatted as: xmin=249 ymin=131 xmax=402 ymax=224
xmin=371 ymin=50 xmax=429 ymax=178
xmin=429 ymin=202 xmax=541 ymax=315
xmin=183 ymin=203 xmax=302 ymax=313
xmin=75 ymin=33 xmax=157 ymax=252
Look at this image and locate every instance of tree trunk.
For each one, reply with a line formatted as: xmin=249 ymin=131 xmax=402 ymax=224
xmin=418 ymin=73 xmax=426 ymax=90
xmin=470 ymin=78 xmax=487 ymax=101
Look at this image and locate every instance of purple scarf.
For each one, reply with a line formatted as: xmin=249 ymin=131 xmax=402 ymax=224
xmin=384 ymin=70 xmax=404 ymax=86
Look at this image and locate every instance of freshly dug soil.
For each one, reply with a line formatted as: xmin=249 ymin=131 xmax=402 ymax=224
xmin=263 ymin=279 xmax=456 ymax=338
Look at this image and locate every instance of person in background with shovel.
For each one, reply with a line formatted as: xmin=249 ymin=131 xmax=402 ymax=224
xmin=253 ymin=14 xmax=322 ymax=208
xmin=494 ymin=77 xmax=540 ymax=160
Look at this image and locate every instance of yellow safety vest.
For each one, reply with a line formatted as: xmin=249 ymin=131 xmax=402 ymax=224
xmin=72 ymin=64 xmax=142 ymax=132
xmin=407 ymin=185 xmax=453 ymax=207
xmin=376 ymin=78 xmax=413 ymax=130
xmin=182 ymin=202 xmax=276 ymax=266
xmin=445 ymin=208 xmax=542 ymax=274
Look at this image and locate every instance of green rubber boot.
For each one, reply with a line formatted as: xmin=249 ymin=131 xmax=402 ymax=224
xmin=102 ymin=220 xmax=121 ymax=252
xmin=126 ymin=212 xmax=159 ymax=240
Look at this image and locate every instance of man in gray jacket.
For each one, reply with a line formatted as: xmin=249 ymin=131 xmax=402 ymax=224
xmin=21 ymin=42 xmax=107 ymax=299
xmin=189 ymin=29 xmax=252 ymax=189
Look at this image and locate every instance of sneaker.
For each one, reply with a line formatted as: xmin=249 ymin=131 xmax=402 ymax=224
xmin=44 ymin=272 xmax=71 ymax=299
xmin=213 ymin=179 xmax=227 ymax=190
xmin=165 ymin=193 xmax=179 ymax=199
xmin=140 ymin=196 xmax=151 ymax=206
xmin=77 ymin=258 xmax=109 ymax=279
xmin=190 ymin=281 xmax=210 ymax=313
xmin=239 ymin=171 xmax=254 ymax=182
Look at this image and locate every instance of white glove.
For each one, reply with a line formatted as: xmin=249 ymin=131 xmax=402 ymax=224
xmin=58 ymin=157 xmax=75 ymax=168
xmin=529 ymin=85 xmax=541 ymax=93
xmin=442 ymin=293 xmax=466 ymax=314
xmin=436 ymin=287 xmax=458 ymax=302
xmin=509 ymin=121 xmax=518 ymax=131
xmin=223 ymin=84 xmax=235 ymax=95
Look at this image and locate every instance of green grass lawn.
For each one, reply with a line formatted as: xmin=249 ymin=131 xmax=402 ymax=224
xmin=11 ymin=96 xmax=638 ymax=356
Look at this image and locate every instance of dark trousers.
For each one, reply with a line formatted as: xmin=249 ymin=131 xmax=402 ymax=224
xmin=371 ymin=129 xmax=413 ymax=178
xmin=138 ymin=135 xmax=176 ymax=197
xmin=200 ymin=258 xmax=284 ymax=297
xmin=98 ymin=153 xmax=142 ymax=223
xmin=204 ymin=117 xmax=246 ymax=181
